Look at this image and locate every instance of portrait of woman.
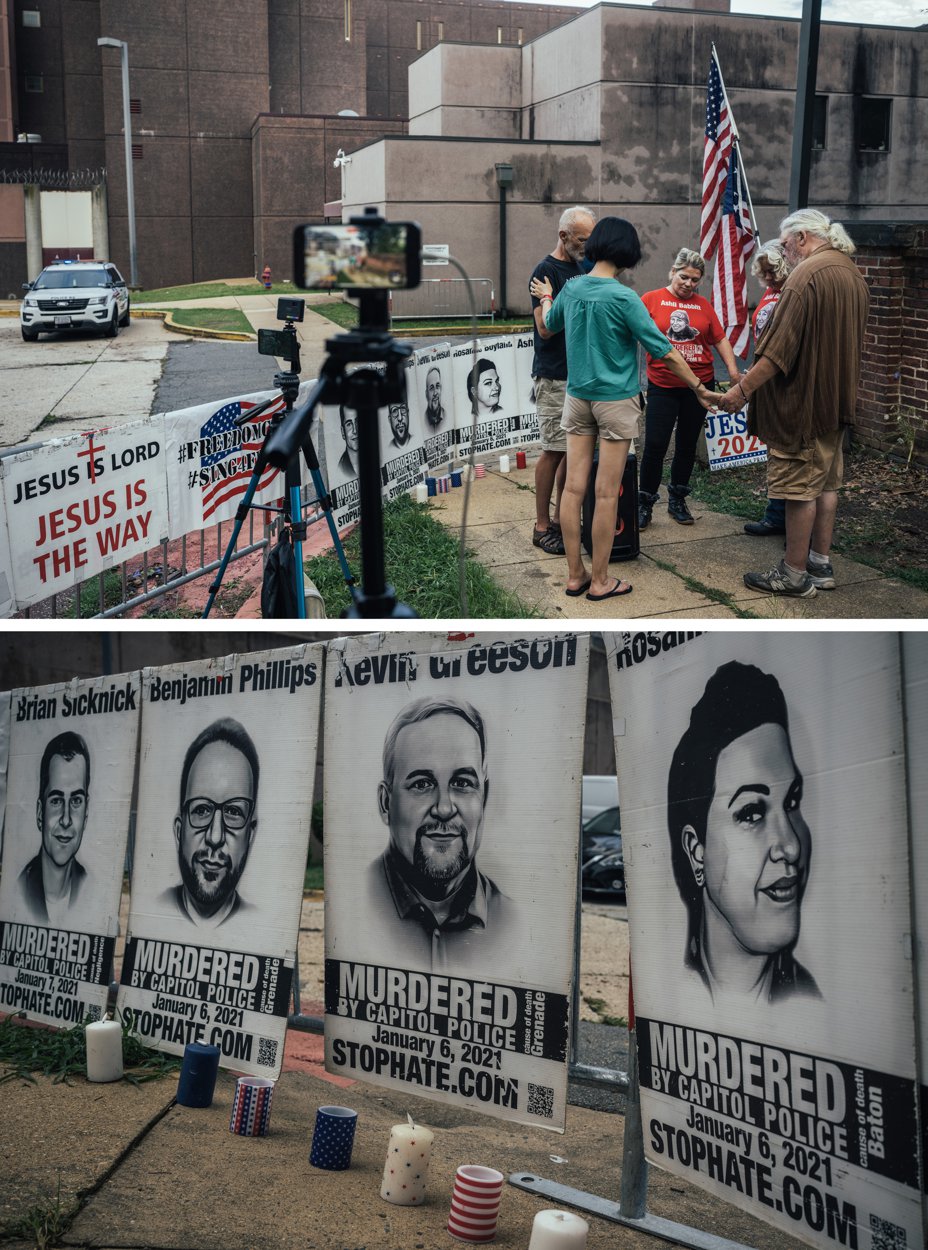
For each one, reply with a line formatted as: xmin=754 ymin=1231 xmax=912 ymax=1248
xmin=667 ymin=660 xmax=821 ymax=1004
xmin=467 ymin=358 xmax=502 ymax=416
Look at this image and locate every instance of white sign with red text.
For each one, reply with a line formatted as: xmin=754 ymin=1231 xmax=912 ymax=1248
xmin=704 ymin=405 xmax=767 ymax=470
xmin=0 ymin=417 xmax=169 ymax=610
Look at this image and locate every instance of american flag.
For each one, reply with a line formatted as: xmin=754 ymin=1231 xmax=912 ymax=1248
xmin=700 ymin=50 xmax=733 ymax=261
xmin=198 ymin=397 xmax=284 ymax=521
xmin=711 ymin=149 xmax=756 ymax=359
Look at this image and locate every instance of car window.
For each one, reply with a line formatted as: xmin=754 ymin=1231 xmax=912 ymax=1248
xmin=583 ymin=806 xmax=620 ymax=836
xmin=34 ymin=268 xmax=109 ymax=290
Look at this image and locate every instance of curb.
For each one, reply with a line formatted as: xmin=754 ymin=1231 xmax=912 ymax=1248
xmin=133 ymin=307 xmax=257 ymax=342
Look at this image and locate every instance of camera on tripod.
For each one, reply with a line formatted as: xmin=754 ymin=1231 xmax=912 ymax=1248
xmin=257 ymin=296 xmax=306 ymax=362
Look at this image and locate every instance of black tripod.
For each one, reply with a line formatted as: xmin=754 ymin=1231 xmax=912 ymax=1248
xmin=265 ymin=289 xmax=416 ymax=618
xmin=202 ymin=318 xmax=357 ymax=619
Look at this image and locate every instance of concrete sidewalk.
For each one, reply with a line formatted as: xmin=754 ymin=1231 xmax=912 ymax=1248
xmin=1 ymin=1047 xmax=807 ymax=1250
xmin=427 ymin=463 xmax=928 ymax=620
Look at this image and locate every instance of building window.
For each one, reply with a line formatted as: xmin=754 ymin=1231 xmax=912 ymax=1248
xmin=344 ymin=0 xmax=351 ymax=42
xmin=22 ymin=10 xmax=41 ymax=27
xmin=130 ymin=98 xmax=141 ymax=115
xmin=437 ymin=21 xmax=443 ymax=41
xmin=858 ymin=97 xmax=891 ymax=152
xmin=24 ymin=75 xmax=44 ymax=92
xmin=416 ymin=20 xmax=422 ymax=51
xmin=497 ymin=26 xmax=503 ymax=44
xmin=131 ymin=143 xmax=143 ymax=160
xmin=517 ymin=27 xmax=524 ymax=46
xmin=811 ymin=95 xmax=827 ymax=150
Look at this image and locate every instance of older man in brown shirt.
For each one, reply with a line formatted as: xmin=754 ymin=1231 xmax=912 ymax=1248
xmin=719 ymin=209 xmax=870 ymax=597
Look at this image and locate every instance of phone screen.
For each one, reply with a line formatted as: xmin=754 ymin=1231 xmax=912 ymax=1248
xmin=293 ymin=223 xmax=420 ymax=291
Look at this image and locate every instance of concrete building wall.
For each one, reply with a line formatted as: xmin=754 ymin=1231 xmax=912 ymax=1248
xmin=359 ymin=5 xmax=927 ymax=308
xmin=409 ymin=44 xmax=523 ymax=138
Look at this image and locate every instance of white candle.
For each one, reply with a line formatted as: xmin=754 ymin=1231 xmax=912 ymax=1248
xmin=499 ymin=454 xmax=511 ymax=473
xmin=415 ymin=482 xmax=429 ymax=504
xmin=380 ymin=1114 xmax=434 ymax=1205
xmin=85 ymin=1018 xmax=123 ymax=1083
xmin=528 ymin=1209 xmax=589 ymax=1249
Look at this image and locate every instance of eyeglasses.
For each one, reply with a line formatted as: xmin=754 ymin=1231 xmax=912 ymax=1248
xmin=183 ymin=796 xmax=254 ymax=830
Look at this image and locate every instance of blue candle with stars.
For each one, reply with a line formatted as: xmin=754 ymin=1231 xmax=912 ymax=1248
xmin=380 ymin=1113 xmax=434 ymax=1205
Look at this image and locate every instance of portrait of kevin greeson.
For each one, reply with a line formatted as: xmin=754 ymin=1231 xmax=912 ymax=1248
xmin=161 ymin=718 xmax=259 ymax=929
xmin=668 ymin=661 xmax=821 ymax=1006
xmin=363 ymin=696 xmax=525 ymax=974
xmin=18 ymin=731 xmax=91 ymax=925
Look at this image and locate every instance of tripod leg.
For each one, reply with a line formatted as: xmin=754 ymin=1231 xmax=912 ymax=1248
xmin=287 ymin=470 xmax=307 ymax=620
xmin=301 ymin=441 xmax=357 ymax=596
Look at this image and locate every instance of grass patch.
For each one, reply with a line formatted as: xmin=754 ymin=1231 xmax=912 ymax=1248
xmin=313 ymin=302 xmax=531 ymax=335
xmin=134 ymin=280 xmax=297 ymax=302
xmin=583 ymin=996 xmax=628 ymax=1028
xmin=3 ymin=1172 xmax=71 ymax=1249
xmin=73 ymin=569 xmax=124 ymax=618
xmin=647 ymin=554 xmax=757 ymax=620
xmin=316 ymin=301 xmax=359 ymax=330
xmin=0 ymin=1011 xmax=182 ymax=1086
xmin=689 ymin=446 xmax=928 ymax=596
xmin=304 ymin=865 xmax=324 ymax=891
xmin=168 ymin=307 xmax=254 ymax=335
xmin=305 ymin=494 xmax=542 ymax=619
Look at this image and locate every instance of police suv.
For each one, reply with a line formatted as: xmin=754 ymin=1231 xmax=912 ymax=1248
xmin=20 ymin=260 xmax=131 ymax=341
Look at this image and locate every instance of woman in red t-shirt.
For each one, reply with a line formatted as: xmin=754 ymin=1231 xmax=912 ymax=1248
xmin=638 ymin=248 xmax=742 ymax=527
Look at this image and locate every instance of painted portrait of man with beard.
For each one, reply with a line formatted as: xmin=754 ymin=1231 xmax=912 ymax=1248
xmin=365 ymin=696 xmax=523 ymax=973
xmin=162 ymin=718 xmax=259 ymax=928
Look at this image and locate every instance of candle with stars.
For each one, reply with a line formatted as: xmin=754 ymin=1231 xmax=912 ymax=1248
xmin=380 ymin=1113 xmax=434 ymax=1205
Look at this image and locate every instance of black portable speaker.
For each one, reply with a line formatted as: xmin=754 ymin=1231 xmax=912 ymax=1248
xmin=580 ymin=450 xmax=640 ymax=561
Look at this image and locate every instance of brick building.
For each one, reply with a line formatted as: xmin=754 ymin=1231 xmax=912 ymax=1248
xmin=0 ymin=0 xmax=577 ymax=291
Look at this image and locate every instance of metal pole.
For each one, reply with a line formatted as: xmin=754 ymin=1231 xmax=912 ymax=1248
xmin=119 ymin=43 xmax=139 ymax=287
xmin=788 ymin=0 xmax=822 ymax=213
xmin=498 ymin=185 xmax=508 ymax=318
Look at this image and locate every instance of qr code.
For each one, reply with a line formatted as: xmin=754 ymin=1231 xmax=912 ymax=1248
xmin=86 ymin=1005 xmax=102 ymax=1022
xmin=527 ymin=1083 xmax=555 ymax=1119
xmin=870 ymin=1214 xmax=907 ymax=1249
xmin=256 ymin=1036 xmax=278 ymax=1068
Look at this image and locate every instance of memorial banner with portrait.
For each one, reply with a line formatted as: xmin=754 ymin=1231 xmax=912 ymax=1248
xmin=323 ymin=632 xmax=588 ymax=1131
xmin=380 ymin=357 xmax=425 ymax=502
xmin=900 ymin=634 xmax=928 ymax=1236
xmin=0 ymin=417 xmax=170 ymax=612
xmin=117 ymin=645 xmax=323 ymax=1078
xmin=320 ymin=404 xmax=362 ymax=531
xmin=0 ymin=673 xmax=141 ymax=1029
xmin=511 ymin=333 xmax=541 ymax=447
xmin=414 ymin=343 xmax=455 ymax=469
xmin=451 ymin=337 xmax=519 ymax=460
xmin=605 ymin=630 xmax=924 ymax=1250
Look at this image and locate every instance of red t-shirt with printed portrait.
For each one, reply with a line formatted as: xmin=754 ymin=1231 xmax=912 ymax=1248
xmin=752 ymin=287 xmax=781 ymax=343
xmin=641 ymin=290 xmax=724 ymax=387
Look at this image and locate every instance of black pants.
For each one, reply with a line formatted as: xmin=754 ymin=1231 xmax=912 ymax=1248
xmin=639 ymin=383 xmax=707 ymax=495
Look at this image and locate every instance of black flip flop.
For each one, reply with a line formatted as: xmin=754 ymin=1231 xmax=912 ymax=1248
xmin=586 ymin=579 xmax=632 ymax=601
xmin=565 ymin=579 xmax=592 ymax=598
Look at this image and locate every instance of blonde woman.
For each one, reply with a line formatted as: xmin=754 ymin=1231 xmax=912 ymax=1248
xmin=638 ymin=248 xmax=742 ymax=528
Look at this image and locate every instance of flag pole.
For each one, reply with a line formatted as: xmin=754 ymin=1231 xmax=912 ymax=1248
xmin=710 ymin=43 xmax=759 ymax=237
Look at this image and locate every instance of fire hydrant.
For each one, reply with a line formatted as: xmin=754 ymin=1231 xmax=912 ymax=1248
xmin=261 ymin=265 xmax=272 ymax=289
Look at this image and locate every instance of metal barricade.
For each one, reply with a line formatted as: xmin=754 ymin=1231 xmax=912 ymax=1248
xmin=389 ymin=277 xmax=495 ymax=322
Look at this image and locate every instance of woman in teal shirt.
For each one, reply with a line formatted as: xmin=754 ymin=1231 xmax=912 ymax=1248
xmin=531 ymin=217 xmax=718 ymax=602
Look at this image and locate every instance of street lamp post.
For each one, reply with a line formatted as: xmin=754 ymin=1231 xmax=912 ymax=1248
xmin=97 ymin=36 xmax=138 ymax=287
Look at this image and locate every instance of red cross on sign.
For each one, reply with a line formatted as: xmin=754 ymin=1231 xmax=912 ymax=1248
xmin=77 ymin=433 xmax=106 ymax=484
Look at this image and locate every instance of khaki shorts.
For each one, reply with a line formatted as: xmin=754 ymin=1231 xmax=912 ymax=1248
xmin=533 ymin=377 xmax=568 ymax=452
xmin=561 ymin=393 xmax=641 ymax=442
xmin=766 ymin=428 xmax=844 ymax=501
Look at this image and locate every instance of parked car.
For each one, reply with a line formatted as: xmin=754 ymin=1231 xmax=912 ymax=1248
xmin=580 ymin=805 xmax=624 ymax=896
xmin=20 ymin=260 xmax=130 ymax=341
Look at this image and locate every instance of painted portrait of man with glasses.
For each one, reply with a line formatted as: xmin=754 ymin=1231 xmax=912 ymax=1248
xmin=161 ymin=718 xmax=259 ymax=928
